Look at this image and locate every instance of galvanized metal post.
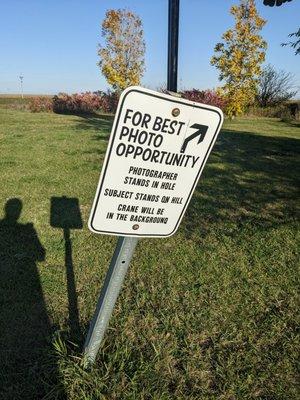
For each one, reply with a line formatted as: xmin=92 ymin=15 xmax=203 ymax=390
xmin=167 ymin=0 xmax=180 ymax=92
xmin=83 ymin=236 xmax=138 ymax=366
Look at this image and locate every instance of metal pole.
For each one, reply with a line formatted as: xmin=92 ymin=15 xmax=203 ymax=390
xmin=83 ymin=236 xmax=138 ymax=366
xmin=167 ymin=0 xmax=180 ymax=92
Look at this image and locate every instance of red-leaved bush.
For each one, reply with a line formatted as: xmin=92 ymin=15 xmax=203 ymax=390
xmin=181 ymin=89 xmax=227 ymax=111
xmin=52 ymin=91 xmax=120 ymax=114
xmin=29 ymin=89 xmax=226 ymax=115
xmin=94 ymin=90 xmax=120 ymax=114
xmin=52 ymin=92 xmax=103 ymax=114
xmin=29 ymin=96 xmax=53 ymax=112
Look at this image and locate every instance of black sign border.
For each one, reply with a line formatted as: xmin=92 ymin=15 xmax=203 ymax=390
xmin=90 ymin=87 xmax=223 ymax=237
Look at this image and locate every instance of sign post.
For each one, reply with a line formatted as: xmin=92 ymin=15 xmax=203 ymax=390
xmin=83 ymin=0 xmax=223 ymax=366
xmin=167 ymin=0 xmax=179 ymax=92
xmin=83 ymin=236 xmax=138 ymax=365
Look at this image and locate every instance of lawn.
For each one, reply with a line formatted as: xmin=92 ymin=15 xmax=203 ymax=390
xmin=0 ymin=106 xmax=299 ymax=400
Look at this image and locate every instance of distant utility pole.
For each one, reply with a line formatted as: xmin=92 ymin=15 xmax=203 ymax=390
xmin=19 ymin=75 xmax=24 ymax=99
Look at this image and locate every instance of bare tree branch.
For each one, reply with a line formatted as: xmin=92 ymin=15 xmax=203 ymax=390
xmin=256 ymin=64 xmax=297 ymax=107
xmin=282 ymin=28 xmax=300 ymax=55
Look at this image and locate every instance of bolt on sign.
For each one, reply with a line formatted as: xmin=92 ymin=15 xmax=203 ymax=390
xmin=89 ymin=86 xmax=223 ymax=237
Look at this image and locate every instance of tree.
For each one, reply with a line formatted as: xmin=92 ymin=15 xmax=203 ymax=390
xmin=256 ymin=64 xmax=297 ymax=107
xmin=282 ymin=28 xmax=300 ymax=55
xmin=211 ymin=0 xmax=267 ymax=117
xmin=98 ymin=9 xmax=145 ymax=92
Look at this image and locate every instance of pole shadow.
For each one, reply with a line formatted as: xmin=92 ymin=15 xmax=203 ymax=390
xmin=50 ymin=196 xmax=83 ymax=341
xmin=0 ymin=198 xmax=65 ymax=399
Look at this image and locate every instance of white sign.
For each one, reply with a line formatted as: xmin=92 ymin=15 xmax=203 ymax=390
xmin=89 ymin=86 xmax=223 ymax=237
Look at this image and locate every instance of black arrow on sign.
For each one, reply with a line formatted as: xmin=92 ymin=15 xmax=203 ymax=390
xmin=180 ymin=123 xmax=208 ymax=153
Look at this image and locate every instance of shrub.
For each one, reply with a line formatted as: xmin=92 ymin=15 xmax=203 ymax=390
xmin=52 ymin=91 xmax=119 ymax=115
xmin=94 ymin=90 xmax=119 ymax=114
xmin=181 ymin=89 xmax=227 ymax=111
xmin=279 ymin=108 xmax=294 ymax=122
xmin=29 ymin=96 xmax=53 ymax=113
xmin=246 ymin=104 xmax=294 ymax=120
xmin=52 ymin=92 xmax=103 ymax=114
xmin=287 ymin=101 xmax=300 ymax=120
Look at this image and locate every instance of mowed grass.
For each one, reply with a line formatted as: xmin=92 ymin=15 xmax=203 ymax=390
xmin=0 ymin=107 xmax=299 ymax=400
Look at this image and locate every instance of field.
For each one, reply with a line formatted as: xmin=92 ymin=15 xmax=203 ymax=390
xmin=0 ymin=104 xmax=299 ymax=399
xmin=0 ymin=94 xmax=52 ymax=111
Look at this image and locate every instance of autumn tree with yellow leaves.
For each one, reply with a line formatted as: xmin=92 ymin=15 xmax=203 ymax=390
xmin=211 ymin=0 xmax=267 ymax=117
xmin=98 ymin=9 xmax=145 ymax=92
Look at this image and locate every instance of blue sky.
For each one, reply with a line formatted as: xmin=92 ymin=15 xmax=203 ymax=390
xmin=0 ymin=0 xmax=299 ymax=94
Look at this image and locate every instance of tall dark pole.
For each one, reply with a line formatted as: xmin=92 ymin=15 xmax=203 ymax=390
xmin=167 ymin=0 xmax=180 ymax=92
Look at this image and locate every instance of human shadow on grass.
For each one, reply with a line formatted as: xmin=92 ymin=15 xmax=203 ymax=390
xmin=0 ymin=199 xmax=66 ymax=400
xmin=183 ymin=128 xmax=300 ymax=239
xmin=50 ymin=196 xmax=83 ymax=343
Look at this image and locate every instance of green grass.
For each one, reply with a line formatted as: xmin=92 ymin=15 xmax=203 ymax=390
xmin=0 ymin=108 xmax=299 ymax=400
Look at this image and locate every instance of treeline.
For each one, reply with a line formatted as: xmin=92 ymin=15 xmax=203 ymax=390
xmin=28 ymin=77 xmax=298 ymax=120
xmin=28 ymin=89 xmax=226 ymax=114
